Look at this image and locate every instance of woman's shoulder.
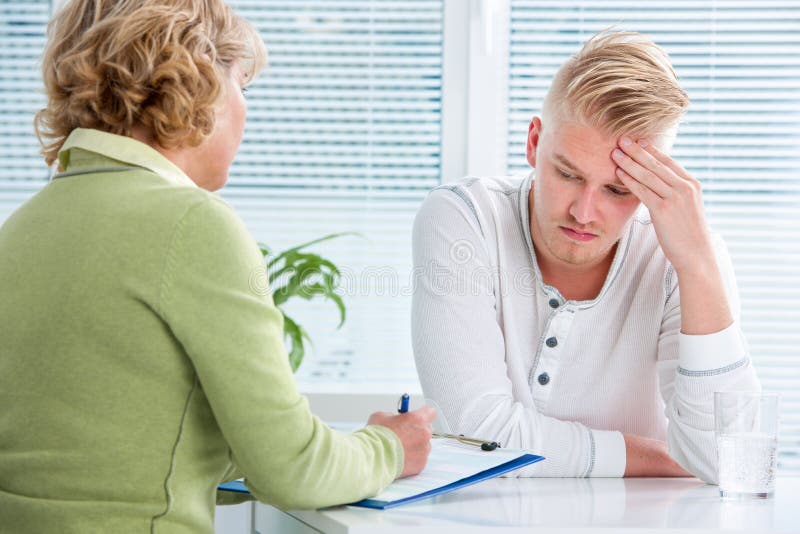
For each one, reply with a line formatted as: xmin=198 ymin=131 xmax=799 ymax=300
xmin=127 ymin=173 xmax=242 ymax=232
xmin=164 ymin=188 xmax=251 ymax=247
xmin=115 ymin=173 xmax=257 ymax=265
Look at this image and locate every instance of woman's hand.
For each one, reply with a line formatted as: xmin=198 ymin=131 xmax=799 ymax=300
xmin=368 ymin=406 xmax=436 ymax=478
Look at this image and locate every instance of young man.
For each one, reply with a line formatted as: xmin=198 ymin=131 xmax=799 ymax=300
xmin=412 ymin=31 xmax=759 ymax=483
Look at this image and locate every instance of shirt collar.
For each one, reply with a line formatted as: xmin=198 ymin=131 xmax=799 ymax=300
xmin=57 ymin=128 xmax=197 ymax=188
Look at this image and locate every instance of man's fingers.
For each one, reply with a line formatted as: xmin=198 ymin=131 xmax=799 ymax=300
xmin=616 ymin=167 xmax=661 ymax=209
xmin=640 ymin=142 xmax=694 ymax=183
xmin=612 ymin=148 xmax=671 ymax=199
xmin=617 ymin=137 xmax=681 ymax=189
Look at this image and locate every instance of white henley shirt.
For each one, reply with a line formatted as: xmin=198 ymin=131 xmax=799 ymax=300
xmin=411 ymin=174 xmax=760 ymax=482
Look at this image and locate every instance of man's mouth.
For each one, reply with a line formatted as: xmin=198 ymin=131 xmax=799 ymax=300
xmin=559 ymin=226 xmax=598 ymax=242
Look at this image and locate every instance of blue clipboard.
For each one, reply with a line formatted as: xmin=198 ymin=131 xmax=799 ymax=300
xmin=351 ymin=453 xmax=544 ymax=509
xmin=218 ymin=480 xmax=250 ymax=494
xmin=218 ymin=453 xmax=544 ymax=509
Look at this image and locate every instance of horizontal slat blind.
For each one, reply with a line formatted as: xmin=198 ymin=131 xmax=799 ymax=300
xmin=225 ymin=0 xmax=443 ymax=392
xmin=0 ymin=2 xmax=49 ymax=222
xmin=507 ymin=0 xmax=800 ymax=472
xmin=0 ymin=1 xmax=442 ymax=394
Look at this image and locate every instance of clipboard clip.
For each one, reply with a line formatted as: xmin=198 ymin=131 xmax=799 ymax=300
xmin=433 ymin=432 xmax=501 ymax=451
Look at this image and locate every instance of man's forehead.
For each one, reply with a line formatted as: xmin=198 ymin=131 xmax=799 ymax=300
xmin=553 ymin=152 xmax=627 ymax=188
xmin=544 ymin=115 xmax=670 ymax=153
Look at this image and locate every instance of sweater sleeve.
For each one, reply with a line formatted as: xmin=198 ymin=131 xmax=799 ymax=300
xmin=157 ymin=196 xmax=403 ymax=510
xmin=657 ymin=233 xmax=760 ymax=483
xmin=412 ymin=188 xmax=625 ymax=478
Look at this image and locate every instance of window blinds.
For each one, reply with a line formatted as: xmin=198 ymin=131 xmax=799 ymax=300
xmin=0 ymin=1 xmax=442 ymax=393
xmin=0 ymin=2 xmax=49 ymax=221
xmin=506 ymin=0 xmax=800 ymax=472
xmin=225 ymin=1 xmax=443 ymax=392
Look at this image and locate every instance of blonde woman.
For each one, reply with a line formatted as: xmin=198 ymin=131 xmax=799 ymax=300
xmin=0 ymin=1 xmax=433 ymax=532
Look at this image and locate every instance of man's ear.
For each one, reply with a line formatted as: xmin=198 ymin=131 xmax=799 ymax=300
xmin=526 ymin=116 xmax=542 ymax=168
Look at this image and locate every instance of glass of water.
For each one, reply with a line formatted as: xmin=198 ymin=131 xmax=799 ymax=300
xmin=714 ymin=391 xmax=780 ymax=499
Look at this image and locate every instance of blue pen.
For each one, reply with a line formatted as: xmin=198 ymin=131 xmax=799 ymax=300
xmin=397 ymin=393 xmax=410 ymax=413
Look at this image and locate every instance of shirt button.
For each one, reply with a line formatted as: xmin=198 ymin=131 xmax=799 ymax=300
xmin=538 ymin=372 xmax=550 ymax=385
xmin=549 ymin=298 xmax=559 ymax=309
xmin=545 ymin=337 xmax=558 ymax=348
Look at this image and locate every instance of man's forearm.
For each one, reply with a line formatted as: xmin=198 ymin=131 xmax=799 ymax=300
xmin=623 ymin=434 xmax=694 ymax=477
xmin=675 ymin=255 xmax=734 ymax=336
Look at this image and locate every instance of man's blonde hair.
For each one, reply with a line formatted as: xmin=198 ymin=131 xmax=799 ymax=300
xmin=35 ymin=0 xmax=267 ymax=165
xmin=542 ymin=31 xmax=689 ymax=144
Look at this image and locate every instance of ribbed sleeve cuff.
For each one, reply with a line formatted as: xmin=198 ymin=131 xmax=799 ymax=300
xmin=679 ymin=321 xmax=747 ymax=372
xmin=589 ymin=429 xmax=626 ymax=478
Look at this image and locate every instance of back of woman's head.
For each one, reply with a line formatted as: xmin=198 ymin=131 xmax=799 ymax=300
xmin=35 ymin=0 xmax=267 ymax=165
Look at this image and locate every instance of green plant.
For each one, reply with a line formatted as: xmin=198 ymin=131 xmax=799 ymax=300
xmin=258 ymin=233 xmax=349 ymax=372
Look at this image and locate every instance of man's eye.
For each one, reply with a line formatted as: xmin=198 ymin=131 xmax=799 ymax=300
xmin=558 ymin=170 xmax=576 ymax=180
xmin=607 ymin=186 xmax=630 ymax=196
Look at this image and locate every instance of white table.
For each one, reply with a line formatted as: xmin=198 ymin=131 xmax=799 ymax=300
xmin=254 ymin=476 xmax=800 ymax=533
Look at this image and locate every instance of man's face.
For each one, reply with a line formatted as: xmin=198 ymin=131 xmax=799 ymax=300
xmin=525 ymin=116 xmax=641 ymax=271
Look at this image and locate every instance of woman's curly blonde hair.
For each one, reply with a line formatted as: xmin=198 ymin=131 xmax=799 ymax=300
xmin=35 ymin=0 xmax=267 ymax=166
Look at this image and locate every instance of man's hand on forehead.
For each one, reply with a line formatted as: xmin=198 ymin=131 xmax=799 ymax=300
xmin=611 ymin=136 xmax=713 ymax=275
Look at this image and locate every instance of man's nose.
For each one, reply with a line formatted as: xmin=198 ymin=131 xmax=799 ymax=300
xmin=569 ymin=188 xmax=599 ymax=225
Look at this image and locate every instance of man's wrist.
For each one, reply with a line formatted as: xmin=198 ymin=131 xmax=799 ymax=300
xmin=672 ymin=249 xmax=717 ymax=281
xmin=624 ymin=434 xmax=695 ymax=478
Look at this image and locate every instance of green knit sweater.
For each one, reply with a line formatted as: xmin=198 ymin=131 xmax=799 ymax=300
xmin=0 ymin=129 xmax=402 ymax=534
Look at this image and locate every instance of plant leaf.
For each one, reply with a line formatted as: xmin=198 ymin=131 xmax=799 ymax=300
xmin=266 ymin=232 xmax=358 ymax=269
xmin=273 ymin=257 xmax=340 ymax=306
xmin=292 ymin=281 xmax=346 ymax=327
xmin=257 ymin=242 xmax=272 ymax=258
xmin=329 ymin=292 xmax=346 ymax=328
xmin=268 ymin=252 xmax=340 ymax=291
xmin=283 ymin=313 xmax=312 ymax=372
xmin=279 ymin=251 xmax=340 ymax=276
xmin=262 ymin=232 xmax=354 ymax=371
